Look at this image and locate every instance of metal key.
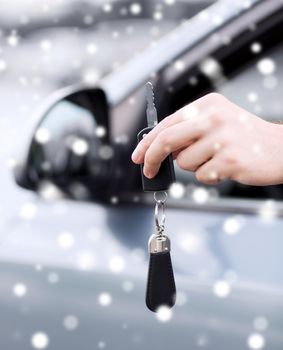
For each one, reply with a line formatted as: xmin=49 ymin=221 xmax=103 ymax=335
xmin=136 ymin=82 xmax=175 ymax=192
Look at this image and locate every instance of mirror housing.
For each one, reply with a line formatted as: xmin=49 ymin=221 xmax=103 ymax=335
xmin=13 ymin=86 xmax=123 ymax=202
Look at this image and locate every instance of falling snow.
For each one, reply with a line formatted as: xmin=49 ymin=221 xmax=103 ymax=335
xmin=13 ymin=283 xmax=27 ymax=298
xmin=98 ymin=292 xmax=112 ymax=307
xmin=31 ymin=332 xmax=49 ymax=349
xmin=213 ymin=280 xmax=231 ymax=298
xmin=247 ymin=333 xmax=266 ymax=350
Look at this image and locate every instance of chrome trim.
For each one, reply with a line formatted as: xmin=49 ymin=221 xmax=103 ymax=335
xmin=148 ymin=234 xmax=171 ymax=254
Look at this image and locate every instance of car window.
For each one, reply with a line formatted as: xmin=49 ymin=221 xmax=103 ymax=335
xmin=173 ymin=34 xmax=283 ymax=202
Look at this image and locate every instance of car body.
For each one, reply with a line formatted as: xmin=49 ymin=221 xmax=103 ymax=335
xmin=1 ymin=0 xmax=283 ymax=349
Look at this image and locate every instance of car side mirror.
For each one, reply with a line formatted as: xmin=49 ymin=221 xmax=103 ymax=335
xmin=13 ymin=87 xmax=122 ymax=201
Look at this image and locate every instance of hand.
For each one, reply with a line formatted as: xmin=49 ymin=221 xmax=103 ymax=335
xmin=131 ymin=92 xmax=283 ymax=186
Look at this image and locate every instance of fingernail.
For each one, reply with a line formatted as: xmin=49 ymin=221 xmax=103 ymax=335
xmin=131 ymin=148 xmax=140 ymax=162
xmin=144 ymin=169 xmax=153 ymax=178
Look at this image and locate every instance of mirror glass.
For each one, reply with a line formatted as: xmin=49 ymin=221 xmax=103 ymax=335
xmin=27 ymin=90 xmax=114 ymax=199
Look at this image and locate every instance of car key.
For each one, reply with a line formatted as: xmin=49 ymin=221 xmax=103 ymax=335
xmin=136 ymin=82 xmax=175 ymax=192
xmin=145 ymin=192 xmax=176 ymax=312
xmin=135 ymin=82 xmax=176 ymax=312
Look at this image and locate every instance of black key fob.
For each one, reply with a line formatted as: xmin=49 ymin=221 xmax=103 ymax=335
xmin=137 ymin=126 xmax=175 ymax=192
xmin=145 ymin=233 xmax=176 ymax=312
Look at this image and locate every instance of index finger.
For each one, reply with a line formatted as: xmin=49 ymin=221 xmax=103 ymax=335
xmin=131 ymin=102 xmax=200 ymax=163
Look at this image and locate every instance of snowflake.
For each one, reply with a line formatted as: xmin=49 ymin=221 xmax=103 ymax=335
xmin=98 ymin=292 xmax=112 ymax=306
xmin=247 ymin=333 xmax=265 ymax=350
xmin=0 ymin=59 xmax=7 ymax=71
xmin=169 ymin=182 xmax=186 ymax=199
xmin=31 ymin=332 xmax=49 ymax=349
xmin=13 ymin=283 xmax=27 ymax=298
xmin=109 ymin=256 xmax=125 ymax=273
xmin=257 ymin=58 xmax=276 ymax=75
xmin=223 ymin=215 xmax=245 ymax=235
xmin=130 ymin=3 xmax=142 ymax=15
xmin=47 ymin=272 xmax=60 ymax=284
xmin=155 ymin=305 xmax=173 ymax=322
xmin=213 ymin=280 xmax=231 ymax=298
xmin=63 ymin=315 xmax=79 ymax=331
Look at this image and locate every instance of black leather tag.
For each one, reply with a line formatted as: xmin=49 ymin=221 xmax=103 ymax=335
xmin=145 ymin=251 xmax=176 ymax=312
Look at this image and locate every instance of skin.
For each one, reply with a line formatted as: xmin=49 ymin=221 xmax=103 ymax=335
xmin=131 ymin=92 xmax=283 ymax=186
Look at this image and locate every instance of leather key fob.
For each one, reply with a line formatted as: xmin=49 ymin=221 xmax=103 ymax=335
xmin=145 ymin=234 xmax=176 ymax=312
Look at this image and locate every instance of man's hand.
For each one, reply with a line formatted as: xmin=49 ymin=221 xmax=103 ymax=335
xmin=131 ymin=92 xmax=283 ymax=186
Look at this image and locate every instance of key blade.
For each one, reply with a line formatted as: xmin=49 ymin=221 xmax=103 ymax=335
xmin=146 ymin=82 xmax=158 ymax=128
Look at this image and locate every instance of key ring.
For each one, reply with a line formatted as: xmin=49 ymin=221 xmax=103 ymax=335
xmin=154 ymin=191 xmax=167 ymax=233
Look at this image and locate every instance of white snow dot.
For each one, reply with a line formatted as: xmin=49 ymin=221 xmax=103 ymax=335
xmin=156 ymin=305 xmax=173 ymax=322
xmin=19 ymin=202 xmax=37 ymax=220
xmin=262 ymin=75 xmax=277 ymax=90
xmin=63 ymin=315 xmax=79 ymax=331
xmin=0 ymin=59 xmax=7 ymax=71
xmin=122 ymin=280 xmax=134 ymax=292
xmin=103 ymin=3 xmax=112 ymax=12
xmin=257 ymin=58 xmax=276 ymax=75
xmin=254 ymin=317 xmax=268 ymax=331
xmin=35 ymin=128 xmax=50 ymax=144
xmin=154 ymin=11 xmax=163 ymax=20
xmin=258 ymin=200 xmax=277 ymax=221
xmin=47 ymin=272 xmax=59 ymax=284
xmin=13 ymin=283 xmax=27 ymax=297
xmin=7 ymin=34 xmax=19 ymax=47
xmin=212 ymin=15 xmax=223 ymax=26
xmin=109 ymin=256 xmax=125 ymax=273
xmin=95 ymin=126 xmax=106 ymax=137
xmin=183 ymin=104 xmax=199 ymax=120
xmin=98 ymin=341 xmax=106 ymax=349
xmin=57 ymin=232 xmax=75 ymax=249
xmin=247 ymin=333 xmax=265 ymax=349
xmin=71 ymin=138 xmax=89 ymax=156
xmin=164 ymin=0 xmax=175 ymax=5
xmin=200 ymin=57 xmax=222 ymax=80
xmin=247 ymin=92 xmax=258 ymax=103
xmin=130 ymin=3 xmax=142 ymax=15
xmin=251 ymin=42 xmax=262 ymax=54
xmin=98 ymin=292 xmax=112 ymax=306
xmin=38 ymin=181 xmax=63 ymax=200
xmin=83 ymin=69 xmax=99 ymax=84
xmin=77 ymin=251 xmax=95 ymax=270
xmin=31 ymin=332 xmax=49 ymax=349
xmin=178 ymin=231 xmax=203 ymax=254
xmin=40 ymin=40 xmax=52 ymax=52
xmin=169 ymin=182 xmax=185 ymax=199
xmin=83 ymin=15 xmax=93 ymax=25
xmin=223 ymin=215 xmax=245 ymax=235
xmin=98 ymin=145 xmax=114 ymax=159
xmin=173 ymin=60 xmax=185 ymax=72
xmin=86 ymin=43 xmax=97 ymax=55
xmin=192 ymin=187 xmax=209 ymax=204
xmin=213 ymin=280 xmax=231 ymax=298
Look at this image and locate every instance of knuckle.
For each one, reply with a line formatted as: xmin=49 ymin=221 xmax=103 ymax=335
xmin=144 ymin=152 xmax=157 ymax=166
xmin=210 ymin=112 xmax=225 ymax=125
xmin=158 ymin=130 xmax=172 ymax=150
xmin=176 ymin=155 xmax=187 ymax=170
xmin=206 ymin=92 xmax=225 ymax=103
xmin=162 ymin=115 xmax=174 ymax=126
xmin=195 ymin=170 xmax=206 ymax=183
xmin=221 ymin=149 xmax=240 ymax=166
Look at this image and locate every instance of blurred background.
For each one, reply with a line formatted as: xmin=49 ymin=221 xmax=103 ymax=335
xmin=0 ymin=0 xmax=283 ymax=349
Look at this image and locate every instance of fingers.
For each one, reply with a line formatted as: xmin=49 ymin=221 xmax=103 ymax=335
xmin=142 ymin=120 xmax=206 ymax=178
xmin=194 ymin=150 xmax=236 ymax=185
xmin=175 ymin=136 xmax=220 ymax=172
xmin=131 ymin=92 xmax=225 ymax=165
xmin=131 ymin=111 xmax=185 ymax=164
xmin=131 ymin=97 xmax=207 ymax=164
